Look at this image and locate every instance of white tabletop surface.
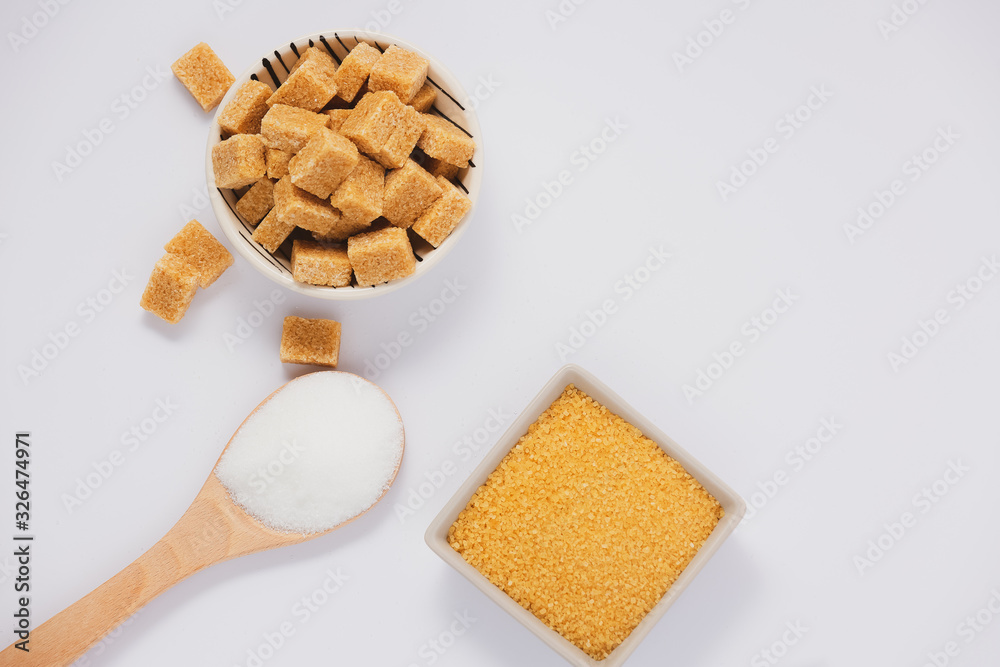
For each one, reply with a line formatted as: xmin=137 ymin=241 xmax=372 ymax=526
xmin=3 ymin=0 xmax=1000 ymax=665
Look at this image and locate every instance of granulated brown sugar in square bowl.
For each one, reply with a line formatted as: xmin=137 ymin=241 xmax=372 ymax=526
xmin=425 ymin=365 xmax=744 ymax=666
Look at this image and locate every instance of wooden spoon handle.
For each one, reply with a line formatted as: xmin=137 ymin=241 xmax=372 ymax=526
xmin=0 ymin=536 xmax=198 ymax=667
xmin=0 ymin=473 xmax=307 ymax=666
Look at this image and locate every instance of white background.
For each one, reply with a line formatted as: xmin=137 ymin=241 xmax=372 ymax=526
xmin=3 ymin=0 xmax=1000 ymax=665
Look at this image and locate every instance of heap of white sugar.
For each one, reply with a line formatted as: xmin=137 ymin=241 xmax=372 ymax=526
xmin=215 ymin=372 xmax=404 ymax=534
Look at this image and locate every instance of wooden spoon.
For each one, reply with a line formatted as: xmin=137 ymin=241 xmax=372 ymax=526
xmin=1 ymin=372 xmax=404 ymax=667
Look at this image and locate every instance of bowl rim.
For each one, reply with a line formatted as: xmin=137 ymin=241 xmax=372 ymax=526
xmin=206 ymin=29 xmax=483 ymax=301
xmin=424 ymin=363 xmax=746 ymax=667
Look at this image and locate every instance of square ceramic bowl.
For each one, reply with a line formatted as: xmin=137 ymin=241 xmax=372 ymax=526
xmin=425 ymin=364 xmax=745 ymax=667
xmin=207 ymin=30 xmax=483 ymax=300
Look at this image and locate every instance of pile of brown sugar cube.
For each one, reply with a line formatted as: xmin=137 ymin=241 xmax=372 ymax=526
xmin=140 ymin=221 xmax=234 ymax=323
xmin=209 ymin=41 xmax=476 ymax=288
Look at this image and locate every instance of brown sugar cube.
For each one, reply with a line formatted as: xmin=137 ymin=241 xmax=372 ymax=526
xmin=267 ymin=49 xmax=338 ymax=112
xmin=347 ymin=225 xmax=416 ymax=286
xmin=288 ymin=46 xmax=335 ymax=76
xmin=382 ymin=159 xmax=443 ymax=228
xmin=260 ymin=104 xmax=330 ymax=153
xmin=324 ymin=109 xmax=353 ymax=132
xmin=374 ymin=105 xmax=424 ymax=169
xmin=333 ymin=42 xmax=381 ymax=102
xmin=308 ymin=229 xmax=343 ymax=243
xmin=212 ymin=134 xmax=266 ymax=189
xmin=171 ymin=43 xmax=235 ymax=111
xmin=409 ymin=82 xmax=437 ymax=113
xmin=217 ymin=80 xmax=272 ymax=135
xmin=272 ymin=175 xmax=340 ymax=235
xmin=288 ymin=127 xmax=360 ymax=199
xmin=331 ymin=155 xmax=384 ymax=230
xmin=323 ymin=217 xmax=374 ymax=243
xmin=352 ymin=81 xmax=370 ymax=102
xmin=164 ymin=220 xmax=234 ymax=288
xmin=280 ymin=316 xmax=341 ymax=367
xmin=368 ymin=45 xmax=428 ymax=104
xmin=323 ymin=96 xmax=352 ymax=111
xmin=418 ymin=113 xmax=476 ymax=168
xmin=234 ymin=179 xmax=274 ymax=225
xmin=140 ymin=254 xmax=200 ymax=324
xmin=423 ymin=155 xmax=460 ymax=180
xmin=299 ymin=210 xmax=369 ymax=243
xmin=251 ymin=208 xmax=295 ymax=253
xmin=339 ymin=91 xmax=406 ymax=156
xmin=291 ymin=239 xmax=353 ymax=287
xmin=412 ymin=176 xmax=472 ymax=247
xmin=266 ymin=148 xmax=292 ymax=179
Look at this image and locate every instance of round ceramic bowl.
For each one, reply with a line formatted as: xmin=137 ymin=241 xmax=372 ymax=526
xmin=206 ymin=30 xmax=483 ymax=300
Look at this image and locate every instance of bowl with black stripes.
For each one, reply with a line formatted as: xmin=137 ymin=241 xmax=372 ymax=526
xmin=206 ymin=30 xmax=483 ymax=300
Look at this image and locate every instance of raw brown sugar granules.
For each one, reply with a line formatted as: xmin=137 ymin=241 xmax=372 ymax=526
xmin=448 ymin=385 xmax=724 ymax=660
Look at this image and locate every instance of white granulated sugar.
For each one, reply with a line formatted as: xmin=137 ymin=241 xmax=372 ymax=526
xmin=215 ymin=372 xmax=404 ymax=534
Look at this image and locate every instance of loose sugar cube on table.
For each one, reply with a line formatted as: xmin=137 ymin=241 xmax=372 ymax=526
xmin=291 ymin=239 xmax=353 ymax=287
xmin=172 ymin=42 xmax=234 ymax=111
xmin=218 ymin=80 xmax=272 ymax=135
xmin=235 ymin=179 xmax=274 ymax=225
xmin=251 ymin=208 xmax=295 ymax=253
xmin=273 ymin=175 xmax=341 ymax=235
xmin=261 ymin=104 xmax=330 ymax=153
xmin=375 ymin=104 xmax=424 ymax=169
xmin=347 ymin=225 xmax=416 ymax=286
xmin=412 ymin=176 xmax=472 ymax=247
xmin=267 ymin=49 xmax=338 ymax=112
xmin=288 ymin=127 xmax=360 ymax=198
xmin=339 ymin=91 xmax=405 ymax=156
xmin=212 ymin=134 xmax=266 ymax=189
xmin=369 ymin=45 xmax=428 ymax=104
xmin=140 ymin=254 xmax=200 ymax=324
xmin=280 ymin=316 xmax=341 ymax=367
xmin=333 ymin=42 xmax=381 ymax=103
xmin=382 ymin=159 xmax=442 ymax=228
xmin=163 ymin=220 xmax=234 ymax=288
xmin=331 ymin=155 xmax=384 ymax=230
xmin=266 ymin=148 xmax=292 ymax=179
xmin=418 ymin=113 xmax=475 ymax=168
xmin=409 ymin=82 xmax=437 ymax=113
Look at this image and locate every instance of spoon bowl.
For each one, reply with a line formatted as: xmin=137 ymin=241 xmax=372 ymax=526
xmin=1 ymin=371 xmax=403 ymax=667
